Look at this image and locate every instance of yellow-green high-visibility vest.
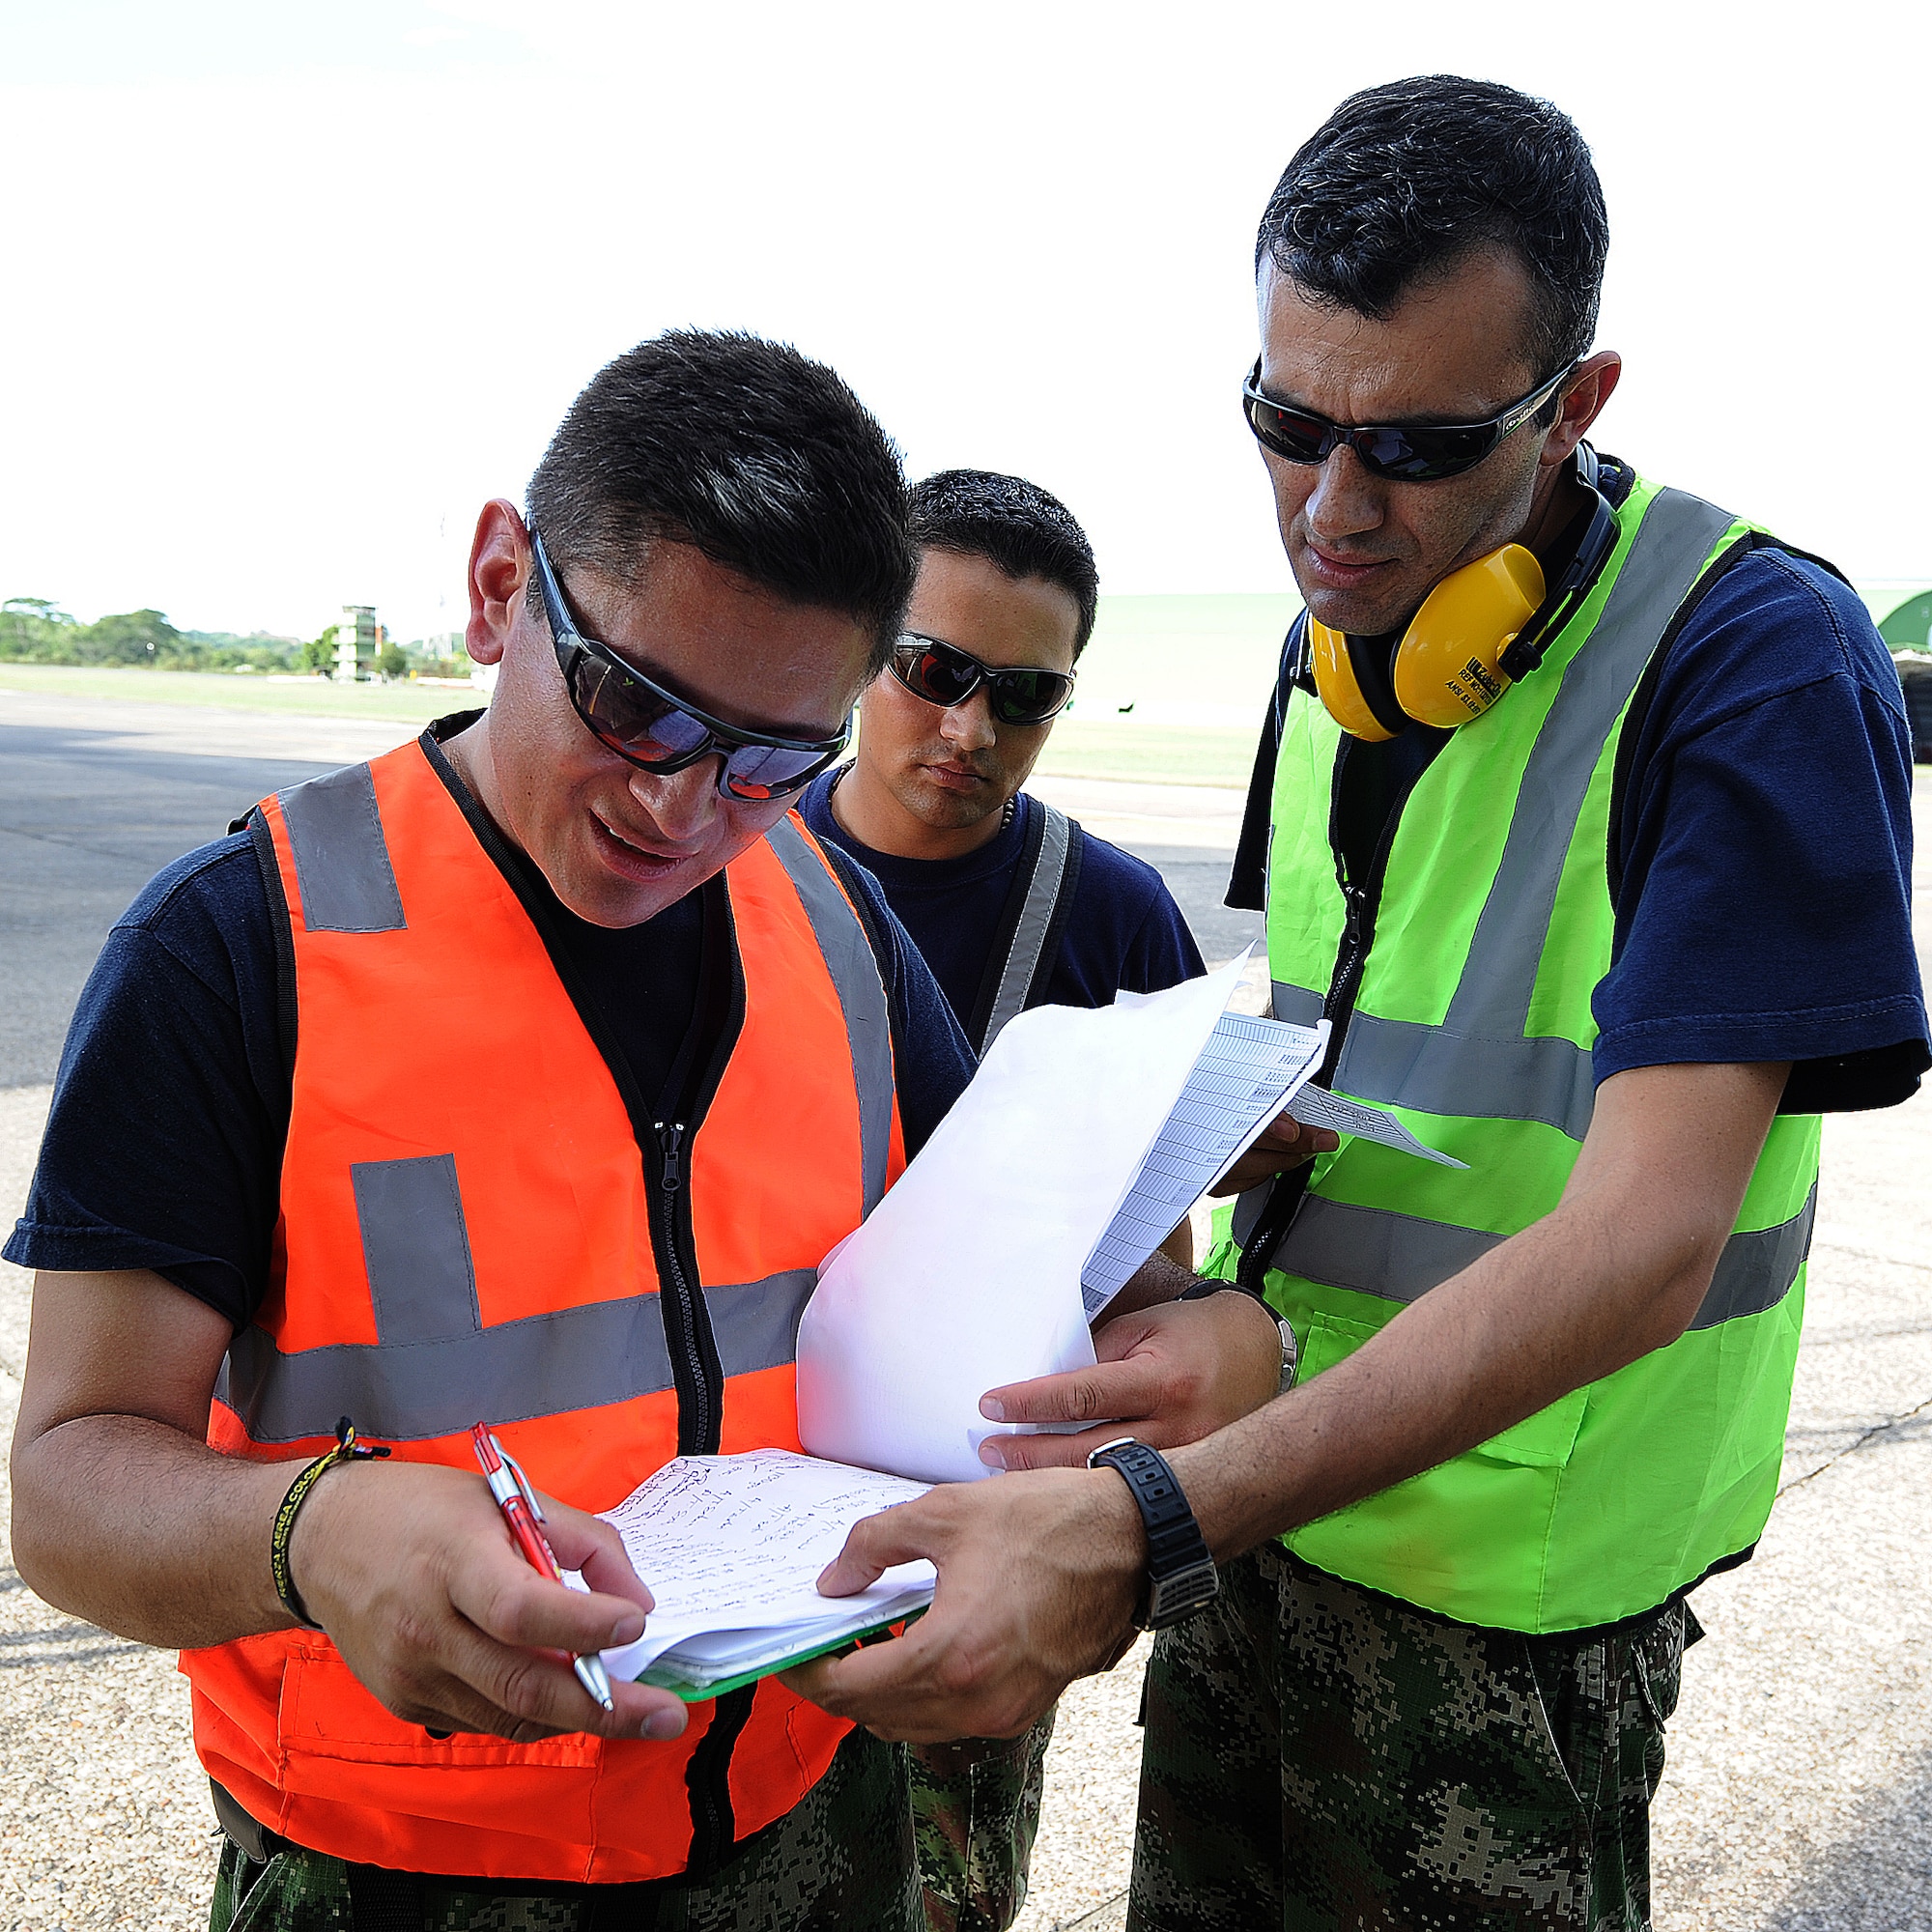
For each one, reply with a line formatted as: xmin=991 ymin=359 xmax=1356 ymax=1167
xmin=1205 ymin=472 xmax=1818 ymax=1633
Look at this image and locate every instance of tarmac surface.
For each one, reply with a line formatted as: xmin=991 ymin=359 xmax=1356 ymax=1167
xmin=0 ymin=685 xmax=1926 ymax=1930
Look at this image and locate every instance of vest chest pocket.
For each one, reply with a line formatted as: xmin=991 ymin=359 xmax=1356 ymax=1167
xmin=1297 ymin=1308 xmax=1588 ymax=1468
xmin=278 ymin=1641 xmax=604 ymax=1774
xmin=1469 ymin=1385 xmax=1588 ymax=1468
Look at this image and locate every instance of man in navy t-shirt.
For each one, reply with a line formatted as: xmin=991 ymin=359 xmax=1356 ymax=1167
xmin=800 ymin=468 xmax=1204 ymax=1051
xmin=802 ymin=468 xmax=1204 ymax=1932
xmin=787 ymin=77 xmax=1929 ymax=1932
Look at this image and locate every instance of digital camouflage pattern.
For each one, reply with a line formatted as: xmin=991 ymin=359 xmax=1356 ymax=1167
xmin=1129 ymin=1544 xmax=1699 ymax=1932
xmin=908 ymin=1712 xmax=1054 ymax=1932
xmin=210 ymin=1729 xmax=921 ymax=1932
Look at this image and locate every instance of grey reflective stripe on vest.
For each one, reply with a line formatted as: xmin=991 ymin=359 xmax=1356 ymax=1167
xmin=1271 ymin=981 xmax=1324 ymax=1026
xmin=215 ymin=1149 xmax=818 ymax=1441
xmin=214 ymin=1265 xmax=819 ymax=1445
xmin=1249 ymin=1182 xmax=1814 ymax=1331
xmin=353 ymin=1155 xmax=480 ymax=1342
xmin=1324 ymin=491 xmax=1739 ymax=1141
xmin=276 ymin=763 xmax=406 ymax=934
xmin=980 ymin=803 xmax=1074 ymax=1050
xmin=765 ymin=813 xmax=895 ymax=1216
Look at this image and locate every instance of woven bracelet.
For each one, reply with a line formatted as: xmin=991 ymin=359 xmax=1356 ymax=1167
xmin=270 ymin=1415 xmax=390 ymax=1631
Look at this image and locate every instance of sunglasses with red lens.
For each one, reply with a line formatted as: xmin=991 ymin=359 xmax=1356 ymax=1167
xmin=528 ymin=527 xmax=851 ymax=802
xmin=1239 ymin=359 xmax=1574 ymax=483
xmin=890 ymin=634 xmax=1076 ymax=726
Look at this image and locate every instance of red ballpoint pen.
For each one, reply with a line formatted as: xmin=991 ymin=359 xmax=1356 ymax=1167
xmin=469 ymin=1423 xmax=616 ymax=1712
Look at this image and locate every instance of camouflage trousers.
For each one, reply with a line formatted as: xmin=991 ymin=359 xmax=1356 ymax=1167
xmin=1129 ymin=1543 xmax=1701 ymax=1932
xmin=209 ymin=1727 xmax=920 ymax=1932
xmin=908 ymin=1711 xmax=1054 ymax=1932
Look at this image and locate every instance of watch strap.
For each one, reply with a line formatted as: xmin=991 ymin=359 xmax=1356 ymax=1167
xmin=1087 ymin=1437 xmax=1218 ymax=1629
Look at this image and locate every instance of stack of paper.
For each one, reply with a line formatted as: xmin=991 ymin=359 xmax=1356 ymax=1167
xmin=591 ymin=1449 xmax=934 ymax=1698
xmin=798 ymin=954 xmax=1468 ymax=1484
xmin=798 ymin=956 xmax=1256 ymax=1482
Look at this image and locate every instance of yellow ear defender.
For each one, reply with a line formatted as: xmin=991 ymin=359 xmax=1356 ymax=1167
xmin=1306 ymin=446 xmax=1619 ymax=742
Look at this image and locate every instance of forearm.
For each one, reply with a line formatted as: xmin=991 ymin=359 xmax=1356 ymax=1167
xmin=1104 ymin=1248 xmax=1199 ymax=1318
xmin=1171 ymin=1181 xmax=1734 ymax=1559
xmin=12 ymin=1411 xmax=298 ymax=1648
xmin=13 ymin=1268 xmax=678 ymax=1739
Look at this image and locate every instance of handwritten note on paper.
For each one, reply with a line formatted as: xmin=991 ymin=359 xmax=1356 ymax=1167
xmin=1288 ymin=1085 xmax=1467 ymax=1168
xmin=1079 ymin=1012 xmax=1327 ymax=1321
xmin=592 ymin=1449 xmax=936 ymax=1685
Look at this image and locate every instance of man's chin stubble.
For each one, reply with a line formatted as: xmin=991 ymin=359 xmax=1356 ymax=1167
xmin=903 ymin=777 xmax=998 ymax=830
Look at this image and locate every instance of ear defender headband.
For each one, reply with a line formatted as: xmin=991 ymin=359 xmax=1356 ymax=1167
xmin=1308 ymin=445 xmax=1619 ymax=742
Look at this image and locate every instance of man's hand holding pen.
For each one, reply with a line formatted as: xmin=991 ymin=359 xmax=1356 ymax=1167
xmin=288 ymin=1457 xmax=689 ymax=1744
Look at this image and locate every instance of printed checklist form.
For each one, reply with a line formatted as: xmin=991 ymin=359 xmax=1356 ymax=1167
xmin=1078 ymin=1009 xmax=1327 ymax=1321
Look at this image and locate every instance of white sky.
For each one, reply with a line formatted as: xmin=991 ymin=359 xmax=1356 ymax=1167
xmin=2 ymin=0 xmax=1927 ymax=641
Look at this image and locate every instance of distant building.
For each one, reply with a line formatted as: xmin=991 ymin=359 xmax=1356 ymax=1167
xmin=336 ymin=605 xmax=381 ymax=681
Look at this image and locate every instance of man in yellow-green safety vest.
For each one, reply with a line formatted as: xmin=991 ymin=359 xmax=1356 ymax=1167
xmin=793 ymin=74 xmax=1929 ymax=1932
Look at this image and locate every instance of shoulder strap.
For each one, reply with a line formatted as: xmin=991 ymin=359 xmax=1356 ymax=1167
xmin=812 ymin=835 xmax=897 ymax=990
xmin=967 ymin=802 xmax=1082 ymax=1053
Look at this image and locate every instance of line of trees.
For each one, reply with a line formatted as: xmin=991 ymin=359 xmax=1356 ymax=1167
xmin=1 ymin=598 xmax=303 ymax=672
xmin=1 ymin=599 xmax=469 ymax=680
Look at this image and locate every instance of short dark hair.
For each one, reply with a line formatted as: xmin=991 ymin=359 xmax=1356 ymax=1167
xmin=909 ymin=469 xmax=1099 ymax=658
xmin=527 ymin=330 xmax=915 ymax=669
xmin=1256 ymin=76 xmax=1608 ymax=384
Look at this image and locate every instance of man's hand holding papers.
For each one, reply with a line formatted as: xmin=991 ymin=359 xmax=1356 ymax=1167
xmin=974 ymin=1286 xmax=1285 ymax=1472
xmin=783 ymin=1464 xmax=1148 ymax=1745
xmin=1209 ymin=1111 xmax=1339 ymax=1199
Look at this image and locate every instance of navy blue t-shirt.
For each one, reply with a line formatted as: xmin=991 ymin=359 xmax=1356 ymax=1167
xmin=798 ymin=778 xmax=1207 ymax=1034
xmin=1228 ymin=496 xmax=1928 ymax=1111
xmin=7 ymin=744 xmax=977 ymax=1331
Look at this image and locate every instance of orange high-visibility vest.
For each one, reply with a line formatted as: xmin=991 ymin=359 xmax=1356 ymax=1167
xmin=182 ymin=735 xmax=905 ymax=1884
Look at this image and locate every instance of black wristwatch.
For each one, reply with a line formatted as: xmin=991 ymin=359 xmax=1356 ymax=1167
xmin=1087 ymin=1436 xmax=1219 ymax=1630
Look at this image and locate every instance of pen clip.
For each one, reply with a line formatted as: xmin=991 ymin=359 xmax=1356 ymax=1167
xmin=492 ymin=1435 xmax=547 ymax=1523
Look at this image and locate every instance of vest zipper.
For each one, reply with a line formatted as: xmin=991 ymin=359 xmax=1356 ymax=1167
xmin=647 ymin=908 xmax=751 ymax=1872
xmin=650 ymin=1119 xmax=716 ymax=1456
xmin=657 ymin=1121 xmax=684 ymax=1192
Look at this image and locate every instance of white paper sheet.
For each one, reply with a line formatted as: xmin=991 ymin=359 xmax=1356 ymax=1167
xmin=1078 ymin=1012 xmax=1327 ymax=1321
xmin=1288 ymin=1085 xmax=1467 ymax=1168
xmin=798 ymin=955 xmax=1252 ymax=1483
xmin=591 ymin=1449 xmax=934 ymax=1683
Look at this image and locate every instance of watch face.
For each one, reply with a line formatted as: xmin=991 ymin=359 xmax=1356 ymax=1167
xmin=1144 ymin=1558 xmax=1220 ymax=1630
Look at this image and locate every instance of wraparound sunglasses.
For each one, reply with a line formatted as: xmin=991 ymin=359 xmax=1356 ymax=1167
xmin=891 ymin=634 xmax=1076 ymax=726
xmin=528 ymin=527 xmax=851 ymax=801
xmin=1240 ymin=358 xmax=1575 ymax=482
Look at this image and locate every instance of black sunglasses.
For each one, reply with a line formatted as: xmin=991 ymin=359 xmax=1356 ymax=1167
xmin=891 ymin=634 xmax=1076 ymax=726
xmin=1240 ymin=359 xmax=1574 ymax=482
xmin=528 ymin=527 xmax=850 ymax=801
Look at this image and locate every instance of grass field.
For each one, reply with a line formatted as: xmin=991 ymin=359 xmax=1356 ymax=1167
xmin=0 ymin=593 xmax=1294 ymax=788
xmin=8 ymin=580 xmax=1917 ymax=794
xmin=0 ymin=662 xmax=481 ymax=725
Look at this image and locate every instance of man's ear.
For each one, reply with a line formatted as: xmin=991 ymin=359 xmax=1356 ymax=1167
xmin=466 ymin=499 xmax=532 ymax=668
xmin=1540 ymin=352 xmax=1622 ymax=470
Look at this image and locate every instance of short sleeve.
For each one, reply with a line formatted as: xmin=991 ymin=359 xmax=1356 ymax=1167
xmin=1595 ymin=549 xmax=1928 ymax=1110
xmin=3 ymin=836 xmax=292 ymax=1327
xmin=1118 ymin=882 xmax=1208 ymax=994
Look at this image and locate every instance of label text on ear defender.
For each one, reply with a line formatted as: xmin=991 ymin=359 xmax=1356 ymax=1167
xmin=1460 ymin=658 xmax=1503 ymax=703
